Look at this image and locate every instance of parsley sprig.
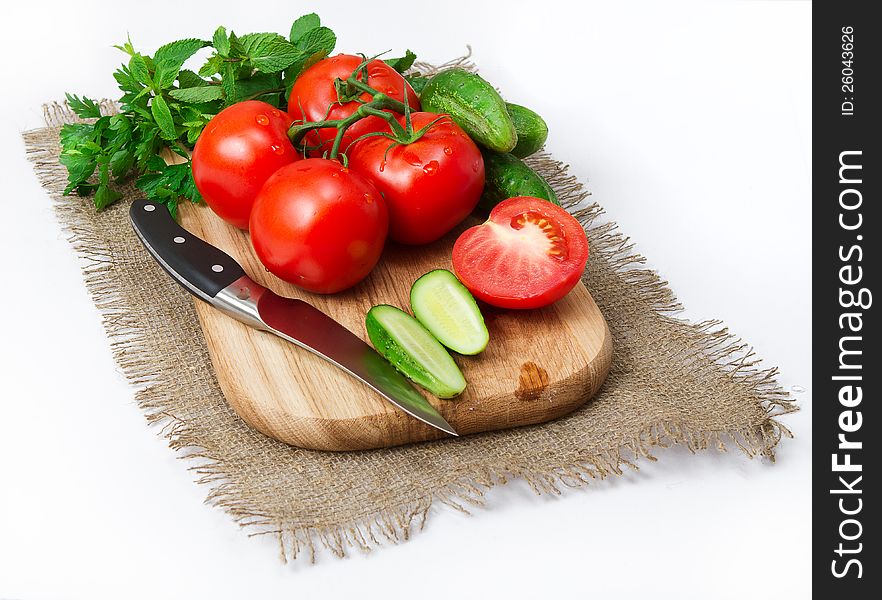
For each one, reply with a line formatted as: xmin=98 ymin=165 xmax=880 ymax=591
xmin=59 ymin=14 xmax=338 ymax=216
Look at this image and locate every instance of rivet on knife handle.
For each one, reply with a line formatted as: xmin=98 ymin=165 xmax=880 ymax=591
xmin=129 ymin=199 xmax=244 ymax=302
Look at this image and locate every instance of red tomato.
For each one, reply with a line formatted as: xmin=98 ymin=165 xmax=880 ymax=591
xmin=191 ymin=101 xmax=298 ymax=229
xmin=288 ymin=54 xmax=420 ymax=156
xmin=347 ymin=112 xmax=484 ymax=245
xmin=452 ymin=197 xmax=589 ymax=309
xmin=249 ymin=159 xmax=388 ymax=294
xmin=349 ymin=113 xmax=484 ymax=244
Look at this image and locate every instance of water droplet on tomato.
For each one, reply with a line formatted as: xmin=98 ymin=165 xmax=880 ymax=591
xmin=271 ymin=109 xmax=280 ymax=117
xmin=386 ymin=88 xmax=395 ymax=95
xmin=472 ymin=161 xmax=480 ymax=173
xmin=255 ymin=114 xmax=269 ymax=126
xmin=363 ymin=193 xmax=373 ymax=204
xmin=270 ymin=144 xmax=284 ymax=155
xmin=331 ymin=171 xmax=340 ymax=178
xmin=443 ymin=146 xmax=453 ymax=155
xmin=422 ymin=160 xmax=439 ymax=175
xmin=403 ymin=151 xmax=422 ymax=167
xmin=378 ymin=161 xmax=386 ymax=172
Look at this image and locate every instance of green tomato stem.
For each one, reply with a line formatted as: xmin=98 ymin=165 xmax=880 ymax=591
xmin=286 ymin=69 xmax=410 ymax=159
xmin=287 ymin=94 xmax=407 ymax=159
xmin=328 ymin=100 xmax=404 ymax=158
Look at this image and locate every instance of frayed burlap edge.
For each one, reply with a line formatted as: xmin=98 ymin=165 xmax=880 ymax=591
xmin=24 ymin=76 xmax=796 ymax=563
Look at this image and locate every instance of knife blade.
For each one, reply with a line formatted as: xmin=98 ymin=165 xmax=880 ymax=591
xmin=128 ymin=199 xmax=458 ymax=437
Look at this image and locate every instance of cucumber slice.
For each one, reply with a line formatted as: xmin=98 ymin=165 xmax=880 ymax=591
xmin=366 ymin=304 xmax=466 ymax=399
xmin=410 ymin=269 xmax=489 ymax=355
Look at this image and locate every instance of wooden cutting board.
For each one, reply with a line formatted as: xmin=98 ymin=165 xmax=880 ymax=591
xmin=179 ymin=202 xmax=612 ymax=451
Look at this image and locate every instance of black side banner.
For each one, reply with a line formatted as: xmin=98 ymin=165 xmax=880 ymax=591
xmin=814 ymin=2 xmax=878 ymax=596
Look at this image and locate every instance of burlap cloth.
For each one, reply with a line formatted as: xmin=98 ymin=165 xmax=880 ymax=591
xmin=23 ymin=83 xmax=797 ymax=562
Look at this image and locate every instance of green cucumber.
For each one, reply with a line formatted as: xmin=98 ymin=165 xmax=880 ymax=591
xmin=366 ymin=305 xmax=466 ymax=398
xmin=506 ymin=103 xmax=548 ymax=158
xmin=419 ymin=69 xmax=517 ymax=153
xmin=410 ymin=270 xmax=489 ymax=356
xmin=478 ymin=150 xmax=559 ymax=212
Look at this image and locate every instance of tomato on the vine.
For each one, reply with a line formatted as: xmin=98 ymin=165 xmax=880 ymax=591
xmin=191 ymin=100 xmax=298 ymax=229
xmin=288 ymin=54 xmax=420 ymax=156
xmin=347 ymin=112 xmax=484 ymax=245
xmin=249 ymin=159 xmax=388 ymax=294
xmin=452 ymin=197 xmax=589 ymax=309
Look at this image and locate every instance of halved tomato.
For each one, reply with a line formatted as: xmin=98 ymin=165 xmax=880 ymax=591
xmin=452 ymin=197 xmax=589 ymax=309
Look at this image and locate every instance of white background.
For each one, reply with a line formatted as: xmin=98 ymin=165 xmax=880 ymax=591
xmin=1 ymin=1 xmax=811 ymax=598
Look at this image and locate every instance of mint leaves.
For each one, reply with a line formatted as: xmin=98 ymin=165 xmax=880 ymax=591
xmin=289 ymin=14 xmax=321 ymax=42
xmin=385 ymin=50 xmax=417 ymax=74
xmin=58 ymin=14 xmax=416 ymax=217
xmin=58 ymin=14 xmax=340 ymax=215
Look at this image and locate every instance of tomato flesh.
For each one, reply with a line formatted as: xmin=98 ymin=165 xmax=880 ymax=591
xmin=191 ymin=100 xmax=298 ymax=229
xmin=288 ymin=54 xmax=420 ymax=156
xmin=249 ymin=159 xmax=388 ymax=294
xmin=347 ymin=112 xmax=484 ymax=245
xmin=452 ymin=197 xmax=589 ymax=309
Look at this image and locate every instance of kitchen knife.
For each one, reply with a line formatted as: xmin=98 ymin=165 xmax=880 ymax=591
xmin=128 ymin=199 xmax=458 ymax=437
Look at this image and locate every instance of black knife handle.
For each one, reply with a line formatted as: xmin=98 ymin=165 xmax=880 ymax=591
xmin=129 ymin=199 xmax=244 ymax=301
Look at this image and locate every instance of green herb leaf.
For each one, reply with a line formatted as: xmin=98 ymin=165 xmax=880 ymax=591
xmin=169 ymin=85 xmax=224 ymax=103
xmin=293 ymin=26 xmax=335 ymax=56
xmin=385 ymin=50 xmax=417 ymax=73
xmin=109 ymin=148 xmax=134 ymax=179
xmin=232 ymin=72 xmax=282 ymax=101
xmin=94 ymin=176 xmax=123 ymax=210
xmin=213 ymin=26 xmax=230 ymax=56
xmin=236 ymin=33 xmax=302 ymax=73
xmin=251 ymin=38 xmax=302 ymax=73
xmin=113 ymin=35 xmax=136 ymax=56
xmin=228 ymin=31 xmax=244 ymax=58
xmin=238 ymin=32 xmax=284 ymax=53
xmin=94 ymin=185 xmax=122 ymax=210
xmin=150 ymin=95 xmax=177 ymax=139
xmin=284 ymin=26 xmax=336 ymax=88
xmin=113 ymin=64 xmax=141 ymax=93
xmin=153 ymin=38 xmax=207 ymax=88
xmin=65 ymin=94 xmax=102 ymax=118
xmin=133 ymin=123 xmax=161 ymax=170
xmin=289 ymin=13 xmax=320 ymax=42
xmin=405 ymin=74 xmax=431 ymax=94
xmin=59 ymin=121 xmax=97 ymax=146
xmin=59 ymin=17 xmax=341 ymax=213
xmin=136 ymin=161 xmax=201 ymax=217
xmin=129 ymin=54 xmax=153 ymax=88
xmin=155 ymin=38 xmax=207 ymax=69
xmin=176 ymin=69 xmax=205 ymax=88
xmin=221 ymin=62 xmax=238 ymax=105
xmin=89 ymin=160 xmax=123 ymax=210
xmin=59 ymin=151 xmax=97 ymax=195
xmin=198 ymin=54 xmax=224 ymax=77
xmin=153 ymin=65 xmax=176 ymax=90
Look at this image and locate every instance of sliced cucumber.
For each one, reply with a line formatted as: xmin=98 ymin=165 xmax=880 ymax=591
xmin=366 ymin=304 xmax=466 ymax=398
xmin=410 ymin=270 xmax=489 ymax=356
